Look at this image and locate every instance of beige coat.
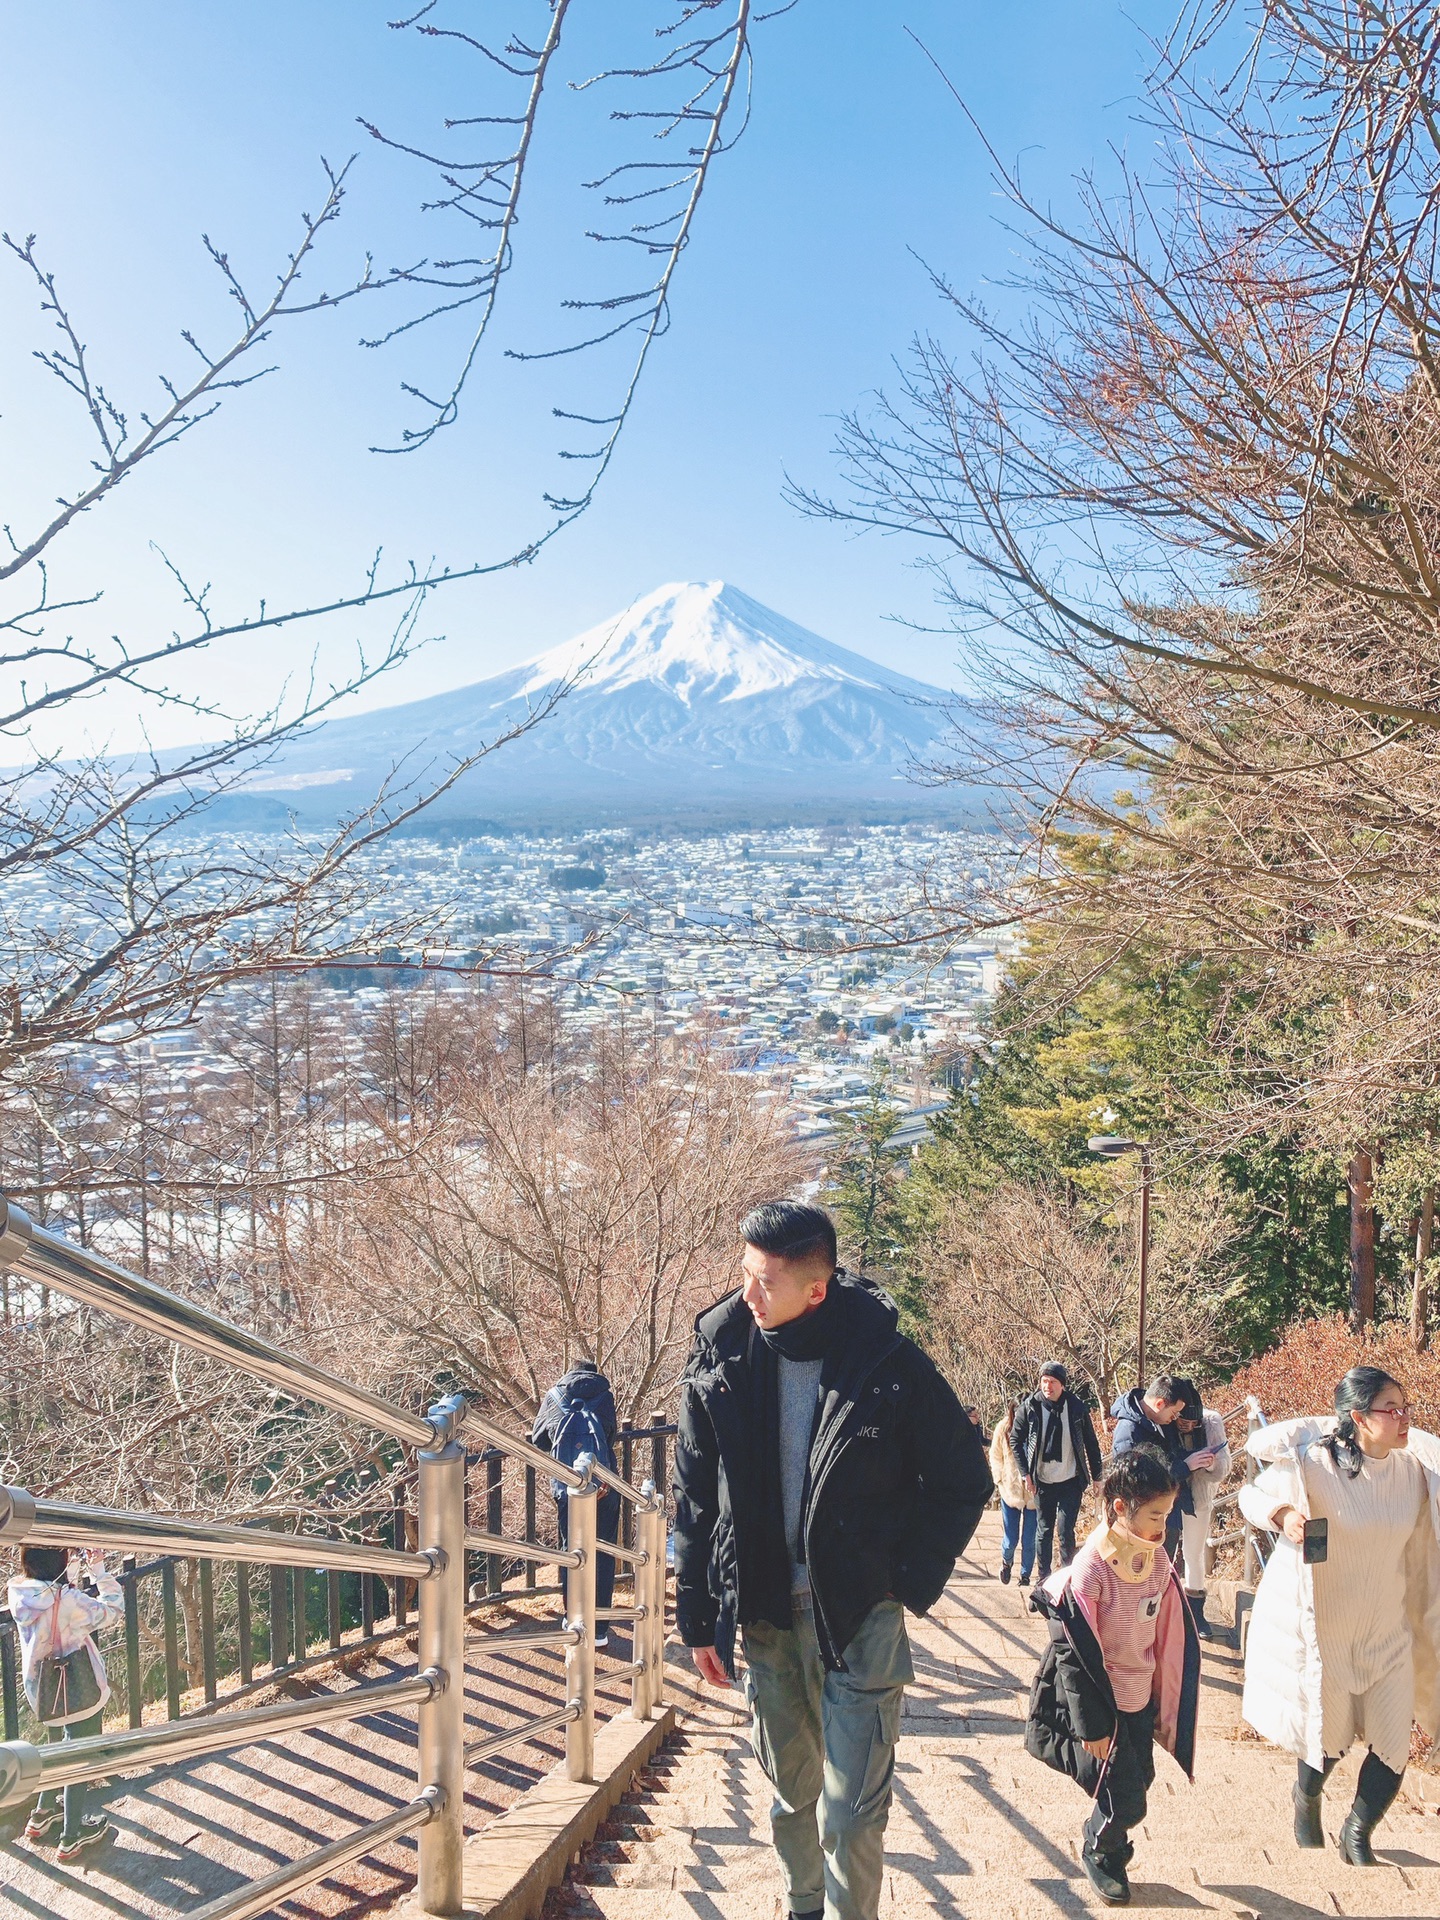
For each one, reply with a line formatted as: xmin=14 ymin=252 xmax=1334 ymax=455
xmin=1238 ymin=1416 xmax=1440 ymax=1767
xmin=990 ymin=1418 xmax=1036 ymax=1511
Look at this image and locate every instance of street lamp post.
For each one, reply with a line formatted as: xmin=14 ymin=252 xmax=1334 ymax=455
xmin=1088 ymin=1135 xmax=1152 ymax=1389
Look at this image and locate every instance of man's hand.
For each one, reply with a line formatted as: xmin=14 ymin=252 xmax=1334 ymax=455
xmin=1272 ymin=1506 xmax=1308 ymax=1547
xmin=692 ymin=1645 xmax=734 ymax=1689
xmin=1082 ymin=1734 xmax=1113 ymax=1761
xmin=1185 ymin=1449 xmax=1216 ymax=1472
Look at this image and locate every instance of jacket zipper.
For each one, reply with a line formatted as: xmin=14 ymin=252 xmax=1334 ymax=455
xmin=802 ymin=1338 xmax=902 ymax=1667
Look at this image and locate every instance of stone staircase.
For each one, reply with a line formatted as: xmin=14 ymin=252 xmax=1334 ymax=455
xmin=560 ymin=1512 xmax=1440 ymax=1920
xmin=0 ymin=1600 xmax=643 ymax=1920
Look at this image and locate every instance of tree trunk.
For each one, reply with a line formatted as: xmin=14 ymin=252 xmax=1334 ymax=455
xmin=1414 ymin=1186 xmax=1434 ymax=1351
xmin=1349 ymin=1146 xmax=1377 ymax=1329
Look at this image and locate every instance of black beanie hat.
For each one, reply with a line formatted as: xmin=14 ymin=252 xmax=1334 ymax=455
xmin=1040 ymin=1360 xmax=1068 ymax=1386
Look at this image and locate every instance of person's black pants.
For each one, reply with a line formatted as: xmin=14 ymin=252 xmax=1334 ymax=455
xmin=1084 ymin=1704 xmax=1156 ymax=1858
xmin=1035 ymin=1475 xmax=1084 ymax=1576
xmin=557 ymin=1485 xmax=621 ymax=1611
xmin=35 ymin=1709 xmax=104 ymax=1839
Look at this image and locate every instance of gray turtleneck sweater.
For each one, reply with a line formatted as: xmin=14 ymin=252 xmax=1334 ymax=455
xmin=779 ymin=1356 xmax=825 ymax=1593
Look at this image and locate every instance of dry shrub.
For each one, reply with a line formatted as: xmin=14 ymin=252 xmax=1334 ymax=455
xmin=920 ymin=1177 xmax=1230 ymax=1416
xmin=1227 ymin=1316 xmax=1440 ymax=1430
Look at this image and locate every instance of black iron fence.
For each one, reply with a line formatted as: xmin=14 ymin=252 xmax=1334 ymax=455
xmin=2 ymin=1421 xmax=676 ymax=1743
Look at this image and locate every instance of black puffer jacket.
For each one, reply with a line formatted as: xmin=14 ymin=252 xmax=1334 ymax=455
xmin=1026 ymin=1570 xmax=1199 ymax=1788
xmin=672 ymin=1275 xmax=992 ymax=1675
xmin=1011 ymin=1388 xmax=1105 ymax=1490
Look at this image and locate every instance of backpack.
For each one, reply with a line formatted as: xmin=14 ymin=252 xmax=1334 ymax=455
xmin=34 ymin=1587 xmax=103 ymax=1725
xmin=549 ymin=1390 xmax=616 ymax=1498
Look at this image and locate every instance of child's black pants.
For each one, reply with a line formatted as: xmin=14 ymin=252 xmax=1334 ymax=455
xmin=1084 ymin=1704 xmax=1156 ymax=1856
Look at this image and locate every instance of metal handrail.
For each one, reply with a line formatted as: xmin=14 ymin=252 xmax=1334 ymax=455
xmin=188 ymin=1789 xmax=442 ymax=1920
xmin=0 ymin=1197 xmax=437 ymax=1448
xmin=462 ymin=1407 xmax=585 ymax=1491
xmin=464 ymin=1702 xmax=580 ymax=1767
xmin=460 ymin=1409 xmax=657 ymax=1509
xmin=467 ymin=1625 xmax=581 ymax=1650
xmin=0 ymin=1669 xmax=442 ymax=1805
xmin=588 ymin=1456 xmax=661 ymax=1508
xmin=0 ymin=1486 xmax=437 ymax=1580
xmin=597 ymin=1537 xmax=648 ymax=1568
xmin=465 ymin=1528 xmax=581 ymax=1569
xmin=0 ymin=1198 xmax=672 ymax=1916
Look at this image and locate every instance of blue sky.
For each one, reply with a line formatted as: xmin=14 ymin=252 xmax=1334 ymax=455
xmin=1 ymin=1 xmax=1173 ymax=751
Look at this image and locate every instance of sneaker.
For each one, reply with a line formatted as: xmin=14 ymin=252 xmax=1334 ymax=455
xmin=999 ymin=1561 xmax=1012 ymax=1585
xmin=24 ymin=1805 xmax=61 ymax=1842
xmin=1018 ymin=1571 xmax=1032 ymax=1588
xmin=57 ymin=1817 xmax=113 ymax=1864
xmin=1081 ymin=1843 xmax=1130 ymax=1905
xmin=593 ymin=1632 xmax=610 ymax=1650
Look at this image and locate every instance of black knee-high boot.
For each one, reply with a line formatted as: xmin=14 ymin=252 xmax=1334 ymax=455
xmin=1293 ymin=1756 xmax=1339 ymax=1849
xmin=1339 ymin=1754 xmax=1403 ymax=1867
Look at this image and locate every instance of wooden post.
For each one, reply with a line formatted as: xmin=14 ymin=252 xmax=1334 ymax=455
xmin=1414 ymin=1186 xmax=1434 ymax=1351
xmin=1349 ymin=1146 xmax=1377 ymax=1328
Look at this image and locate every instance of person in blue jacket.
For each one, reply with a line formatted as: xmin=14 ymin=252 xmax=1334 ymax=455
xmin=1110 ymin=1375 xmax=1206 ymax=1560
xmin=532 ymin=1360 xmax=622 ymax=1642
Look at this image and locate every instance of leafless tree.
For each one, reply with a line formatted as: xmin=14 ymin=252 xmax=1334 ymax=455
xmin=920 ymin=1176 xmax=1232 ymax=1412
xmin=791 ymin=2 xmax=1440 ymax=1147
xmin=1 ymin=3 xmax=781 ymax=1073
xmin=287 ymin=993 xmax=809 ymax=1424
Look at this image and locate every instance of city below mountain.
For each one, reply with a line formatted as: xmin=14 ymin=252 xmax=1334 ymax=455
xmin=232 ymin=580 xmax=996 ymax=829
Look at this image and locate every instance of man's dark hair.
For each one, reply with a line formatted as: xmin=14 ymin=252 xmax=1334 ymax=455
xmin=740 ymin=1200 xmax=837 ymax=1269
xmin=1146 ymin=1373 xmax=1186 ymax=1407
xmin=20 ymin=1545 xmax=68 ymax=1582
xmin=1103 ymin=1445 xmax=1176 ymax=1515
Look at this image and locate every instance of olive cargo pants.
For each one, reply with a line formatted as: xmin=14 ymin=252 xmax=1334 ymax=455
xmin=741 ymin=1597 xmax=914 ymax=1920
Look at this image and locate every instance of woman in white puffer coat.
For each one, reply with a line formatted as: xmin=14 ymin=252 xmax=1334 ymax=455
xmin=1239 ymin=1366 xmax=1440 ymax=1867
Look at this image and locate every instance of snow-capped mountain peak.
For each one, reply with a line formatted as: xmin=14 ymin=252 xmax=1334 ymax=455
xmin=512 ymin=581 xmax=908 ymax=708
xmin=234 ymin=580 xmax=980 ymax=825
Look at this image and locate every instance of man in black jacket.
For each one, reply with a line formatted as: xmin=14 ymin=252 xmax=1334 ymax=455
xmin=1012 ymin=1361 xmax=1105 ymax=1580
xmin=673 ymin=1200 xmax=991 ymax=1920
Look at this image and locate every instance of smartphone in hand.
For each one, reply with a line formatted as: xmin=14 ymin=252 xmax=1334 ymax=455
xmin=1303 ymin=1517 xmax=1329 ymax=1564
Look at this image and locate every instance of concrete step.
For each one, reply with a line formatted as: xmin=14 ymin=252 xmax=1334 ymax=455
xmin=555 ymin=1517 xmax=1440 ymax=1920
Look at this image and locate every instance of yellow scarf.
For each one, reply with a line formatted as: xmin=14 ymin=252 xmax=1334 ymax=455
xmin=1087 ymin=1517 xmax=1164 ymax=1585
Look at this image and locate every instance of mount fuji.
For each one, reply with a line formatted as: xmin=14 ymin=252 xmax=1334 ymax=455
xmin=237 ymin=581 xmax=990 ymax=827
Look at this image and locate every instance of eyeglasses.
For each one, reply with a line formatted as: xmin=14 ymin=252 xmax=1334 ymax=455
xmin=1366 ymin=1405 xmax=1412 ymax=1422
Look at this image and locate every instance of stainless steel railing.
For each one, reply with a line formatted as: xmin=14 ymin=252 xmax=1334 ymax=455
xmin=0 ymin=1199 xmax=438 ymax=1448
xmin=0 ymin=1194 xmax=670 ymax=1919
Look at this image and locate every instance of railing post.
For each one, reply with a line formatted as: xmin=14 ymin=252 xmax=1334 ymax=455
xmin=417 ymin=1395 xmax=467 ymax=1917
xmin=161 ymin=1559 xmax=181 ymax=1721
xmin=564 ymin=1457 xmax=598 ymax=1783
xmin=486 ymin=1451 xmax=503 ymax=1595
xmin=620 ymin=1422 xmax=635 ymax=1551
xmin=122 ymin=1556 xmax=142 ymax=1728
xmin=1 ymin=1615 xmax=20 ymax=1741
xmin=524 ymin=1464 xmax=537 ymax=1591
xmin=631 ymin=1486 xmax=661 ymax=1722
xmin=647 ymin=1480 xmax=666 ymax=1716
xmin=199 ymin=1559 xmax=218 ymax=1705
